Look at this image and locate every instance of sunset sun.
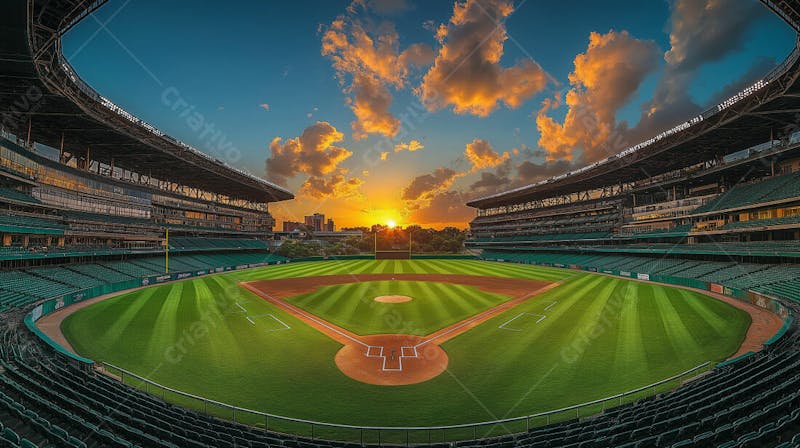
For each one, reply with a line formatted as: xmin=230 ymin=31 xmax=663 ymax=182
xmin=387 ymin=220 xmax=397 ymax=229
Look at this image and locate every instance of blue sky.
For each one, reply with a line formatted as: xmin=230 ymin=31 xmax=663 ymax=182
xmin=62 ymin=0 xmax=796 ymax=228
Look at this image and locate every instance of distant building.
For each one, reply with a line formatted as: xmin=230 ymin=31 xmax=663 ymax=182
xmin=282 ymin=221 xmax=305 ymax=232
xmin=304 ymin=213 xmax=326 ymax=232
xmin=326 ymin=218 xmax=335 ymax=232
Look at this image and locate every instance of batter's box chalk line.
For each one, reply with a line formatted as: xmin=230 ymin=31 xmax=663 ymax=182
xmin=498 ymin=312 xmax=547 ymax=332
xmin=243 ymin=312 xmax=291 ymax=333
xmin=365 ymin=344 xmax=419 ymax=372
xmin=223 ymin=302 xmax=249 ymax=316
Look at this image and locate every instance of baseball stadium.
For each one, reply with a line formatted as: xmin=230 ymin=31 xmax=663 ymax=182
xmin=0 ymin=0 xmax=799 ymax=447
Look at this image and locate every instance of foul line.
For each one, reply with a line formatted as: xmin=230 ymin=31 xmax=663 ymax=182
xmin=415 ymin=282 xmax=562 ymax=349
xmin=544 ymin=301 xmax=557 ymax=311
xmin=498 ymin=313 xmax=546 ymax=332
xmin=240 ymin=283 xmax=367 ymax=348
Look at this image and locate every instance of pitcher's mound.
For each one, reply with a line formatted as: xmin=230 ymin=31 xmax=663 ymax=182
xmin=374 ymin=295 xmax=412 ymax=303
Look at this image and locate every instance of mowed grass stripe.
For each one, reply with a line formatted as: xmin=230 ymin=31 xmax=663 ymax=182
xmin=637 ymin=284 xmax=682 ymax=376
xmin=611 ymin=282 xmax=649 ymax=381
xmin=678 ymin=289 xmax=739 ymax=337
xmin=463 ymin=260 xmax=568 ymax=281
xmin=65 ymin=287 xmax=157 ymax=354
xmin=672 ymin=289 xmax=750 ymax=355
xmin=144 ymin=282 xmax=187 ymax=359
xmin=651 ymin=286 xmax=703 ymax=359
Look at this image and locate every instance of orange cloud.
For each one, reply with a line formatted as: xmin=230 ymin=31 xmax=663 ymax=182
xmin=464 ymin=138 xmax=509 ymax=172
xmin=322 ymin=15 xmax=433 ymax=139
xmin=394 ymin=139 xmax=424 ymax=153
xmin=418 ymin=0 xmax=549 ymax=117
xmin=265 ymin=121 xmax=353 ymax=186
xmin=349 ymin=73 xmax=401 ymax=140
xmin=301 ymin=168 xmax=364 ymax=199
xmin=401 ymin=167 xmax=461 ymax=201
xmin=407 ymin=190 xmax=473 ymax=228
xmin=536 ymin=30 xmax=659 ymax=162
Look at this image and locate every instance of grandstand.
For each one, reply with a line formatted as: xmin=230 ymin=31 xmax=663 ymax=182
xmin=0 ymin=0 xmax=797 ymax=447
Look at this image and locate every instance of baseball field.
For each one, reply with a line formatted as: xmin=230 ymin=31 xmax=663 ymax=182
xmin=56 ymin=259 xmax=756 ymax=433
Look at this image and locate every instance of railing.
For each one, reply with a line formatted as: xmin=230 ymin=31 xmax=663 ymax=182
xmin=101 ymin=361 xmax=711 ymax=446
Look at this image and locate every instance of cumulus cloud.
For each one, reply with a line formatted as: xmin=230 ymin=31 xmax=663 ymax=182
xmin=266 ymin=122 xmax=352 ymax=185
xmin=664 ymin=0 xmax=764 ymax=73
xmin=301 ymin=169 xmax=364 ymax=199
xmin=394 ymin=139 xmax=425 ymax=153
xmin=401 ymin=167 xmax=461 ymax=201
xmin=634 ymin=0 xmax=765 ymax=140
xmin=468 ymin=159 xmax=512 ymax=194
xmin=259 ymin=103 xmax=270 ymax=111
xmin=322 ymin=15 xmax=433 ymax=139
xmin=408 ymin=190 xmax=474 ymax=226
xmin=466 ymin=158 xmax=574 ymax=198
xmin=418 ymin=0 xmax=549 ymax=117
xmin=464 ymin=138 xmax=509 ymax=171
xmin=265 ymin=122 xmax=362 ymax=199
xmin=536 ymin=30 xmax=660 ymax=162
xmin=349 ymin=73 xmax=401 ymax=140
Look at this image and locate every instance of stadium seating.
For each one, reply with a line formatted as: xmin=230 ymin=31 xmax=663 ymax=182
xmin=0 ymin=252 xmax=288 ymax=313
xmin=0 ymin=187 xmax=40 ymax=205
xmin=0 ymin=213 xmax=65 ymax=234
xmin=693 ymin=172 xmax=800 ymax=214
xmin=723 ymin=215 xmax=800 ymax=230
xmin=61 ymin=210 xmax=155 ymax=227
xmin=168 ymin=237 xmax=269 ymax=252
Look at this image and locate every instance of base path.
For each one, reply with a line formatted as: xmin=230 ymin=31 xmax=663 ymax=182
xmin=241 ymin=274 xmax=558 ymax=385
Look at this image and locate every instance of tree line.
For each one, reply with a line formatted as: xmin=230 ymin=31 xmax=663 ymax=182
xmin=273 ymin=225 xmax=467 ymax=258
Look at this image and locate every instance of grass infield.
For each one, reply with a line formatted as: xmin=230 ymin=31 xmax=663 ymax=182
xmin=62 ymin=260 xmax=750 ymax=429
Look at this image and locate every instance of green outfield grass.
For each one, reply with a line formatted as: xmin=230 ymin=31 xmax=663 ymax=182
xmin=62 ymin=260 xmax=750 ymax=430
xmin=286 ymin=281 xmax=511 ymax=335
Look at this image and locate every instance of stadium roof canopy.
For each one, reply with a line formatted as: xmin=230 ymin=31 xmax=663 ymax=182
xmin=0 ymin=0 xmax=293 ymax=204
xmin=468 ymin=0 xmax=800 ymax=209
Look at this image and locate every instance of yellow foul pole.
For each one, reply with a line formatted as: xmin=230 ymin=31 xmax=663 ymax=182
xmin=165 ymin=228 xmax=169 ymax=273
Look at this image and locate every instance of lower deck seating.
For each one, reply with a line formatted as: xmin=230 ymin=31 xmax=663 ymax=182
xmin=0 ymin=252 xmax=289 ymax=311
xmin=0 ymin=317 xmax=796 ymax=448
